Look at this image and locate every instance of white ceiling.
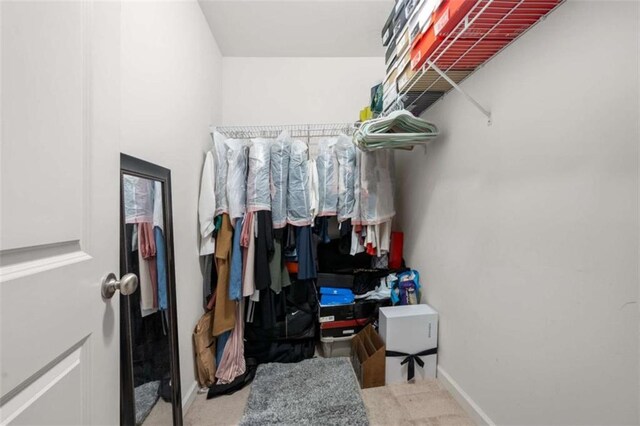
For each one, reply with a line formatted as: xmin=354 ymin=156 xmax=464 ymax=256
xmin=198 ymin=0 xmax=393 ymax=57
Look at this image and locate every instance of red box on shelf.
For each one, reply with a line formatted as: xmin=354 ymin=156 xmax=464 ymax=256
xmin=410 ymin=0 xmax=476 ymax=70
xmin=410 ymin=0 xmax=563 ymax=71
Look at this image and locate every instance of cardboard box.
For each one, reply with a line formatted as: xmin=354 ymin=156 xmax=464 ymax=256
xmin=350 ymin=324 xmax=386 ymax=389
xmin=379 ymin=304 xmax=438 ymax=384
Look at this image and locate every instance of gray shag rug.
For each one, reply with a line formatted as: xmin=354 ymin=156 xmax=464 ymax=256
xmin=135 ymin=380 xmax=160 ymax=425
xmin=240 ymin=357 xmax=368 ymax=426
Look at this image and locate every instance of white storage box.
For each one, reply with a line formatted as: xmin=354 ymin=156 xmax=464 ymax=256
xmin=319 ymin=335 xmax=353 ymax=358
xmin=379 ymin=304 xmax=438 ymax=384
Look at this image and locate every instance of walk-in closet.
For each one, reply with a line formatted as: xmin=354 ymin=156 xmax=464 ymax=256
xmin=1 ymin=1 xmax=638 ymax=425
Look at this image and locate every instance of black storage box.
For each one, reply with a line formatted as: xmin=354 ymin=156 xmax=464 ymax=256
xmin=317 ymin=272 xmax=354 ymax=289
xmin=319 ymin=299 xmax=389 ymax=323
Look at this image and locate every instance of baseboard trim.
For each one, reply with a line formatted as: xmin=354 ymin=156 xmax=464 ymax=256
xmin=182 ymin=380 xmax=198 ymax=412
xmin=437 ymin=366 xmax=495 ymax=426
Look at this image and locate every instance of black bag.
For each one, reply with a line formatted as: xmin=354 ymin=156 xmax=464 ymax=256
xmin=245 ymin=302 xmax=314 ymax=341
xmin=158 ymin=373 xmax=172 ymax=402
xmin=317 ymin=239 xmax=371 ymax=273
xmin=207 ymin=358 xmax=258 ymax=400
xmin=244 ymin=338 xmax=315 ymax=364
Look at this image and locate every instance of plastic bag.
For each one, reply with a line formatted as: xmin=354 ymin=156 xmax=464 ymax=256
xmin=225 ymin=138 xmax=249 ymax=222
xmin=359 ymin=149 xmax=395 ymax=225
xmin=123 ymin=175 xmax=154 ymax=224
xmin=270 ymin=132 xmax=291 ymax=229
xmin=287 ymin=139 xmax=312 ymax=226
xmin=316 ymin=137 xmax=339 ymax=217
xmin=336 ymin=134 xmax=356 ymax=222
xmin=391 ymin=270 xmax=421 ymax=305
xmin=352 ymin=148 xmax=362 ymax=225
xmin=213 ymin=131 xmax=229 ymax=216
xmin=247 ymin=138 xmax=272 ymax=212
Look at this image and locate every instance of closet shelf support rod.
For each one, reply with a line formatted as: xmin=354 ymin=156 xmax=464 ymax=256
xmin=425 ymin=59 xmax=492 ymax=126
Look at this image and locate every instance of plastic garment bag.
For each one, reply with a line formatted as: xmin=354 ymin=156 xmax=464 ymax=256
xmin=247 ymin=138 xmax=272 ymax=212
xmin=335 ymin=134 xmax=356 ymax=222
xmin=270 ymin=132 xmax=291 ymax=229
xmin=352 ymin=149 xmax=362 ymax=225
xmin=316 ymin=138 xmax=339 ymax=217
xmin=225 ymin=138 xmax=249 ymax=222
xmin=124 ymin=175 xmax=154 ymax=224
xmin=287 ymin=139 xmax=312 ymax=226
xmin=359 ymin=149 xmax=395 ymax=225
xmin=213 ymin=131 xmax=229 ymax=216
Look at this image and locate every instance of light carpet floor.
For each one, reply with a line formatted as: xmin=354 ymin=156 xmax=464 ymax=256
xmin=144 ymin=377 xmax=474 ymax=426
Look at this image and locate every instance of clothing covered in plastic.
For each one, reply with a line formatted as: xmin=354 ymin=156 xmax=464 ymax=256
xmin=270 ymin=132 xmax=291 ymax=229
xmin=287 ymin=140 xmax=312 ymax=226
xmin=335 ymin=134 xmax=356 ymax=222
xmin=198 ymin=151 xmax=216 ymax=255
xmin=247 ymin=138 xmax=272 ymax=212
xmin=225 ymin=138 xmax=249 ymax=222
xmin=124 ymin=175 xmax=154 ymax=224
xmin=213 ymin=131 xmax=229 ymax=216
xmin=316 ymin=138 xmax=339 ymax=217
xmin=359 ymin=149 xmax=395 ymax=225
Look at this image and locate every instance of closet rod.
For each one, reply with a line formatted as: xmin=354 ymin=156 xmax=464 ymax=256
xmin=212 ymin=123 xmax=356 ymax=139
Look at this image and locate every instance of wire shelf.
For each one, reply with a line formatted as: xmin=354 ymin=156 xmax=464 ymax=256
xmin=213 ymin=123 xmax=356 ymax=139
xmin=390 ymin=0 xmax=565 ymax=116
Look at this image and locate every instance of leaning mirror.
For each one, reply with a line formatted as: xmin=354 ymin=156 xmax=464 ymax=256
xmin=120 ymin=155 xmax=182 ymax=425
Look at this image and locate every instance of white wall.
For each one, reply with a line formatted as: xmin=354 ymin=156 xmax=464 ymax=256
xmin=221 ymin=57 xmax=384 ymax=125
xmin=120 ymin=0 xmax=223 ymax=406
xmin=395 ymin=1 xmax=639 ymax=425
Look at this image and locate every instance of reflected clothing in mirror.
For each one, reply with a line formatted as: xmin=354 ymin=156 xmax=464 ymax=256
xmin=124 ymin=176 xmax=168 ymax=314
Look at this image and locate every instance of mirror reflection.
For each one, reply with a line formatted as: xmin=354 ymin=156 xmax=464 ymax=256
xmin=122 ymin=174 xmax=172 ymax=425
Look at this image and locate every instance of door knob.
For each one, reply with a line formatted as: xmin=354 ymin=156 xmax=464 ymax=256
xmin=101 ymin=272 xmax=138 ymax=299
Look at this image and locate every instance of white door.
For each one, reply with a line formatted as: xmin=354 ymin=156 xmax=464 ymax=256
xmin=1 ymin=1 xmax=122 ymax=424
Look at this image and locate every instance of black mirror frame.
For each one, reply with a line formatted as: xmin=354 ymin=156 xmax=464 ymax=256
xmin=119 ymin=153 xmax=182 ymax=426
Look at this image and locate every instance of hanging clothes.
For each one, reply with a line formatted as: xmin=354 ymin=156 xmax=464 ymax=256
xmin=316 ymin=137 xmax=339 ymax=217
xmin=213 ymin=131 xmax=229 ymax=217
xmin=212 ymin=214 xmax=236 ymax=336
xmin=269 ymin=229 xmax=291 ymax=294
xmin=287 ymin=140 xmax=312 ymax=226
xmin=138 ymin=222 xmax=158 ymax=310
xmin=254 ymin=211 xmax=274 ymax=291
xmin=198 ymin=150 xmax=216 ymax=255
xmin=296 ymin=225 xmax=317 ymax=280
xmin=270 ymin=132 xmax=291 ymax=229
xmin=124 ymin=176 xmax=154 ymax=224
xmin=336 ymin=135 xmax=356 ymax=222
xmin=228 ymin=216 xmax=244 ymax=301
xmin=153 ymin=181 xmax=168 ymax=311
xmin=308 ymin=158 xmax=319 ymax=221
xmin=359 ymin=149 xmax=395 ymax=225
xmin=226 ymin=139 xmax=249 ymax=223
xmin=241 ymin=212 xmax=256 ymax=298
xmin=215 ymin=301 xmax=246 ymax=384
xmin=247 ymin=138 xmax=272 ymax=213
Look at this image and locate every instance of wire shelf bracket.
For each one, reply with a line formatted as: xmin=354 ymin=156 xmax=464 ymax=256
xmin=425 ymin=59 xmax=492 ymax=125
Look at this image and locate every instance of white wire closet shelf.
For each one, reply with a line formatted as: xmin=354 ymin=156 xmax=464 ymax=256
xmin=388 ymin=0 xmax=565 ymax=122
xmin=213 ymin=123 xmax=356 ymax=139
